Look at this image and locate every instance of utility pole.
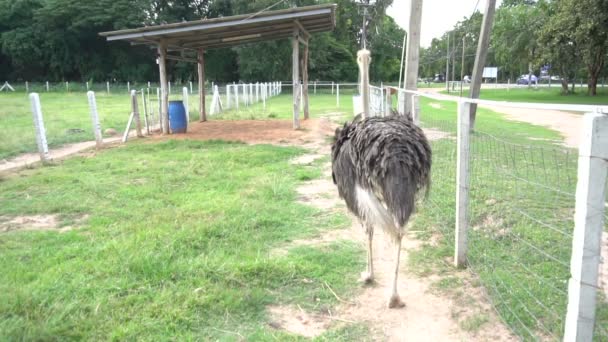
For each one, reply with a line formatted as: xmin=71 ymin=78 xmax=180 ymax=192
xmin=404 ymin=0 xmax=423 ymax=113
xmin=460 ymin=36 xmax=466 ymax=97
xmin=469 ymin=0 xmax=496 ymax=130
xmin=446 ymin=33 xmax=450 ymax=93
xmin=358 ymin=0 xmax=372 ymax=49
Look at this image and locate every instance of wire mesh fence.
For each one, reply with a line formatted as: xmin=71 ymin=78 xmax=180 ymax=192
xmin=409 ymin=94 xmax=608 ymax=341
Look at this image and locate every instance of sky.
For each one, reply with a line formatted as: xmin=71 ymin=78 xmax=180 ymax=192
xmin=386 ymin=0 xmax=503 ymax=47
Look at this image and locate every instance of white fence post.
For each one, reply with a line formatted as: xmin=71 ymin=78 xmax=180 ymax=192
xmin=86 ymin=81 xmax=89 ymax=91
xmin=190 ymin=81 xmax=193 ymax=95
xmin=141 ymin=89 xmax=149 ymax=135
xmin=314 ymin=81 xmax=317 ymax=94
xmin=46 ymin=81 xmax=49 ymax=92
xmin=127 ymin=81 xmax=130 ymax=93
xmin=130 ymin=90 xmax=143 ymax=138
xmin=29 ymin=93 xmax=50 ymax=162
xmin=168 ymin=81 xmax=171 ymax=94
xmin=455 ymin=99 xmax=472 ymax=268
xmin=235 ymin=83 xmax=239 ymax=110
xmin=411 ymin=95 xmax=420 ymax=125
xmin=332 ymin=81 xmax=335 ymax=94
xmin=107 ymin=82 xmax=110 ymax=94
xmin=25 ymin=81 xmax=29 ymax=93
xmin=65 ymin=82 xmax=69 ymax=92
xmin=564 ymin=111 xmax=608 ymax=342
xmin=87 ymin=91 xmax=103 ymax=148
xmin=336 ymin=84 xmax=340 ymax=108
xmin=182 ymin=87 xmax=189 ymax=122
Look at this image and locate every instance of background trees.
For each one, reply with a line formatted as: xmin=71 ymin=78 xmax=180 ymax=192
xmin=1 ymin=0 xmax=607 ymax=94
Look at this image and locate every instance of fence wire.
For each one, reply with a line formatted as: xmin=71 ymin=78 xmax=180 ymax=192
xmin=412 ymin=96 xmax=608 ymax=341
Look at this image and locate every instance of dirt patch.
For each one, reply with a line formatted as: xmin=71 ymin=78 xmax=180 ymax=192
xmin=0 ymin=214 xmax=88 ymax=233
xmin=424 ymin=128 xmax=452 ymax=141
xmin=296 ymin=178 xmax=342 ymax=210
xmin=290 ymin=154 xmax=324 ymax=165
xmin=267 ymin=305 xmax=333 ymax=338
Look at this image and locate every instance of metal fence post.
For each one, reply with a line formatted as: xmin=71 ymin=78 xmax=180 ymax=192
xmin=455 ymin=99 xmax=472 ymax=268
xmin=564 ymin=111 xmax=608 ymax=342
xmin=87 ymin=91 xmax=103 ymax=148
xmin=29 ymin=93 xmax=50 ymax=162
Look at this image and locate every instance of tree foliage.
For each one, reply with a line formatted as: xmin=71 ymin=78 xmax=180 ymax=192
xmin=0 ymin=0 xmax=403 ymax=82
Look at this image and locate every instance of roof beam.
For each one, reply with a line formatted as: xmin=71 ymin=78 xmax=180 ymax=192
xmin=105 ymin=8 xmax=331 ymax=42
xmin=166 ymin=55 xmax=197 ymax=63
xmin=294 ymin=20 xmax=310 ymax=39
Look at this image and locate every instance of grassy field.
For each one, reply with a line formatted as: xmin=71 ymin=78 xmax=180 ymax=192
xmin=2 ymin=89 xmax=607 ymax=340
xmin=0 ymin=139 xmax=367 ymax=340
xmin=410 ymin=97 xmax=608 ymax=340
xmin=477 ymin=86 xmax=608 ymax=105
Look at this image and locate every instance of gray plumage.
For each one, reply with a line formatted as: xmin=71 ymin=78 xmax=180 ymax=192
xmin=331 ymin=112 xmax=432 ymax=308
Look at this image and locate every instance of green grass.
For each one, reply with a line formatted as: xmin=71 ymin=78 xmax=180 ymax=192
xmin=0 ymin=139 xmax=363 ymax=340
xmin=478 ymin=86 xmax=608 ymax=105
xmin=410 ymin=97 xmax=608 ymax=340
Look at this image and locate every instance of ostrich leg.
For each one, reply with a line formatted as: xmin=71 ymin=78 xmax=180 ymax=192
xmin=388 ymin=235 xmax=406 ymax=308
xmin=359 ymin=223 xmax=375 ymax=284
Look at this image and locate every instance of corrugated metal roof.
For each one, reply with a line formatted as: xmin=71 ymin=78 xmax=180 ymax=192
xmin=99 ymin=4 xmax=336 ymax=51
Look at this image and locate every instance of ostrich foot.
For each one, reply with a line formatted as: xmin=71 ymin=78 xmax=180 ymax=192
xmin=387 ymin=294 xmax=406 ymax=309
xmin=359 ymin=271 xmax=375 ymax=285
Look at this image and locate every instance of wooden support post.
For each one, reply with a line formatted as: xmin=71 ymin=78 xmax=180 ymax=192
xmin=198 ymin=48 xmax=206 ymax=122
xmin=87 ymin=91 xmax=103 ymax=148
xmin=292 ymin=26 xmax=300 ymax=129
xmin=469 ymin=0 xmax=496 ymax=130
xmin=404 ymin=0 xmax=422 ymax=111
xmin=455 ymin=100 xmax=472 ymax=268
xmin=303 ymin=37 xmax=310 ymax=120
xmin=158 ymin=41 xmax=170 ymax=133
xmin=564 ymin=112 xmax=608 ymax=342
xmin=157 ymin=88 xmax=162 ymax=130
xmin=29 ymin=93 xmax=50 ymax=162
xmin=130 ymin=90 xmax=143 ymax=138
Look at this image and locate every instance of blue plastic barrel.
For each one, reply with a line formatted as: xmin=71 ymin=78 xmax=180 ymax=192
xmin=168 ymin=101 xmax=187 ymax=133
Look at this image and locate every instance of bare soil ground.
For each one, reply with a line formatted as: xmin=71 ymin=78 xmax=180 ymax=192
xmin=0 ymin=214 xmax=89 ymax=233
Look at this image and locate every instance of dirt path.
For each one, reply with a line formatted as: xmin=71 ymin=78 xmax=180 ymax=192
xmin=272 ymin=116 xmax=516 ymax=341
xmin=420 ymin=87 xmax=582 ymax=148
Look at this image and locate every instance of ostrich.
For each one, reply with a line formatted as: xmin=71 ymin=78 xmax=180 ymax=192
xmin=331 ymin=113 xmax=432 ymax=308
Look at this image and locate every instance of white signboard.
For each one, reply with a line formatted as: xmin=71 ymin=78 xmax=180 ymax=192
xmin=483 ymin=67 xmax=498 ymax=78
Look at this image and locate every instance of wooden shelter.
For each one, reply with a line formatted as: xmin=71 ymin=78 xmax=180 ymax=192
xmin=99 ymin=4 xmax=337 ymax=133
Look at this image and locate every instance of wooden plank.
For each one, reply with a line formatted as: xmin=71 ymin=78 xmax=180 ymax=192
xmin=564 ymin=112 xmax=608 ymax=342
xmin=198 ymin=48 xmax=206 ymax=122
xmin=158 ymin=40 xmax=170 ymax=134
xmin=165 ymin=55 xmax=197 ymax=63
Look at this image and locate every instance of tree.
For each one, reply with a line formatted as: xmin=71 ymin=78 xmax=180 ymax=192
xmin=491 ymin=3 xmax=545 ymax=86
xmin=539 ymin=0 xmax=608 ymax=95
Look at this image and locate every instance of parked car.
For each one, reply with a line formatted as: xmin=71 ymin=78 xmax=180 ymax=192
xmin=433 ymin=74 xmax=445 ymax=83
xmin=516 ymin=74 xmax=538 ymax=85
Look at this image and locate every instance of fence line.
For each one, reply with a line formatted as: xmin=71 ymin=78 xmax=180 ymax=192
xmin=383 ymin=86 xmax=607 ymax=341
